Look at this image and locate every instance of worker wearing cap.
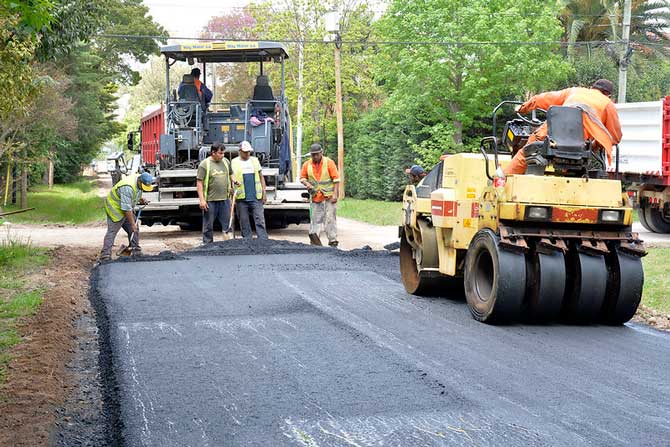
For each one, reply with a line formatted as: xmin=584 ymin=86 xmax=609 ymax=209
xmin=300 ymin=143 xmax=340 ymax=247
xmin=505 ymin=79 xmax=622 ymax=175
xmin=406 ymin=165 xmax=427 ymax=185
xmin=231 ymin=141 xmax=268 ymax=239
xmin=197 ymin=142 xmax=235 ymax=244
xmin=100 ymin=172 xmax=153 ymax=260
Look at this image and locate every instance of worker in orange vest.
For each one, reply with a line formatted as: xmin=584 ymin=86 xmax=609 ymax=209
xmin=300 ymin=143 xmax=340 ymax=247
xmin=505 ymin=79 xmax=623 ymax=175
xmin=189 ymin=68 xmax=213 ymax=107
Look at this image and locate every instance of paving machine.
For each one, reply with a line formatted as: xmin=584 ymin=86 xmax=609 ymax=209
xmin=400 ymin=101 xmax=646 ymax=324
xmin=134 ymin=41 xmax=309 ymax=229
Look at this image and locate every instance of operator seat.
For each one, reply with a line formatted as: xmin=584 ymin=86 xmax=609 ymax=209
xmin=178 ymin=74 xmax=200 ymax=102
xmin=524 ymin=106 xmax=594 ymax=176
xmin=253 ymin=75 xmax=274 ymax=101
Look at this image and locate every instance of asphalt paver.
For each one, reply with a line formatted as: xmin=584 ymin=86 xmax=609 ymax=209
xmin=93 ymin=241 xmax=670 ymax=446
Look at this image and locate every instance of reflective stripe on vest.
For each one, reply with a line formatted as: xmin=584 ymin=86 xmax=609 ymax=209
xmin=231 ymin=156 xmax=263 ymax=200
xmin=203 ymin=157 xmax=231 ymax=199
xmin=307 ymin=157 xmax=334 ymax=196
xmin=105 ymin=175 xmax=141 ymax=222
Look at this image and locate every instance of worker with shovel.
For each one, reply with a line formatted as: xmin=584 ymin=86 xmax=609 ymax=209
xmin=300 ymin=143 xmax=340 ymax=247
xmin=197 ymin=142 xmax=236 ymax=244
xmin=100 ymin=172 xmax=154 ymax=261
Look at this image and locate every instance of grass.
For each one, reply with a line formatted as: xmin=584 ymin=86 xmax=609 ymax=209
xmin=3 ymin=179 xmax=105 ymax=225
xmin=0 ymin=237 xmax=49 ymax=384
xmin=642 ymin=248 xmax=670 ymax=313
xmin=338 ymin=198 xmax=401 ymax=226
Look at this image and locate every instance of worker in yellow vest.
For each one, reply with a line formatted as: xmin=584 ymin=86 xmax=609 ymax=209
xmin=300 ymin=143 xmax=340 ymax=247
xmin=197 ymin=142 xmax=236 ymax=244
xmin=100 ymin=172 xmax=154 ymax=261
xmin=231 ymin=141 xmax=268 ymax=239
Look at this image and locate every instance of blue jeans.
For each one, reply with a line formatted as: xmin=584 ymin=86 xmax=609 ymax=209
xmin=236 ymin=200 xmax=268 ymax=239
xmin=202 ymin=199 xmax=231 ymax=243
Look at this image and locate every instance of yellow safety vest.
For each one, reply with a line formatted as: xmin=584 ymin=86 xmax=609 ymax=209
xmin=307 ymin=157 xmax=335 ymax=197
xmin=202 ymin=157 xmax=231 ymax=199
xmin=105 ymin=175 xmax=141 ymax=222
xmin=231 ymin=156 xmax=263 ymax=200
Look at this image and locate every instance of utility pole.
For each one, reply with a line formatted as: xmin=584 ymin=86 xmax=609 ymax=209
xmin=618 ymin=0 xmax=632 ymax=103
xmin=333 ymin=33 xmax=345 ymax=198
xmin=325 ymin=9 xmax=345 ymax=198
xmin=296 ymin=40 xmax=304 ymax=175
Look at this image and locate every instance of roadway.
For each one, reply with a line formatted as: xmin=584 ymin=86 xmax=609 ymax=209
xmin=93 ymin=240 xmax=670 ymax=446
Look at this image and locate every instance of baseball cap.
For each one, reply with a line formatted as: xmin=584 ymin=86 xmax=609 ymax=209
xmin=138 ymin=172 xmax=154 ymax=192
xmin=405 ymin=165 xmax=426 ymax=177
xmin=592 ymin=79 xmax=614 ymax=96
xmin=240 ymin=141 xmax=253 ymax=152
xmin=309 ymin=143 xmax=323 ymax=154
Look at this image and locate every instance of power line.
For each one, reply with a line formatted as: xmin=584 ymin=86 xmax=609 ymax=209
xmin=143 ymin=2 xmax=657 ymax=19
xmin=98 ymin=34 xmax=631 ymax=47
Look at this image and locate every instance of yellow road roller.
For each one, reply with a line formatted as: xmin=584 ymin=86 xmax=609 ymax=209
xmin=400 ymin=101 xmax=646 ymax=324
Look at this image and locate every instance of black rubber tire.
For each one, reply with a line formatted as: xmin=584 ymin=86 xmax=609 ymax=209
xmin=524 ymin=249 xmax=566 ymax=322
xmin=642 ymin=203 xmax=670 ymax=234
xmin=638 ymin=205 xmax=653 ymax=232
xmin=563 ymin=251 xmax=608 ymax=323
xmin=601 ymin=248 xmax=644 ymax=325
xmin=464 ymin=229 xmax=525 ymax=323
xmin=399 ymin=231 xmax=460 ymax=296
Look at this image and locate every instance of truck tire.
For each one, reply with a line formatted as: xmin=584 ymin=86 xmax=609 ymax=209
xmin=641 ymin=203 xmax=670 ymax=233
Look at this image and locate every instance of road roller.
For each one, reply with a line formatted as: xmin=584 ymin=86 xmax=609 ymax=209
xmin=400 ymin=101 xmax=646 ymax=324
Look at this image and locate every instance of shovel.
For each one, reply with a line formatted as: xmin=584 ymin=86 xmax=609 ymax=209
xmin=302 ymin=190 xmax=322 ymax=246
xmin=224 ymin=187 xmax=236 ymax=240
xmin=117 ymin=206 xmax=144 ymax=257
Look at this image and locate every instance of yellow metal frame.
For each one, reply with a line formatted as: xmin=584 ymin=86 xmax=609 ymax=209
xmin=402 ymin=153 xmax=635 ymax=278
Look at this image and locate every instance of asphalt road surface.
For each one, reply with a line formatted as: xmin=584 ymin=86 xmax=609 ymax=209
xmin=93 ymin=241 xmax=670 ymax=447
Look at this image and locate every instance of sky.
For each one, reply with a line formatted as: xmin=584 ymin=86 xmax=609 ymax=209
xmin=144 ymin=0 xmax=253 ymax=39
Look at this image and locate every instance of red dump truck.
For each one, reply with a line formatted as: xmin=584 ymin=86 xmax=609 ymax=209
xmin=613 ymin=97 xmax=670 ymax=233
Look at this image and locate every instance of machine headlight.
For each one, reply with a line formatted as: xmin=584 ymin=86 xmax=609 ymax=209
xmin=527 ymin=206 xmax=550 ymax=220
xmin=601 ymin=210 xmax=622 ymax=222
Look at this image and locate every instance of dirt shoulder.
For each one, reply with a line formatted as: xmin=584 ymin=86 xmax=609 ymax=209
xmin=0 ymin=247 xmax=96 ymax=447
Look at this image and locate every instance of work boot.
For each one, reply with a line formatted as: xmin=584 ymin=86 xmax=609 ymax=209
xmin=309 ymin=233 xmax=322 ymax=246
xmin=328 ymin=240 xmax=339 ymax=248
xmin=130 ymin=246 xmax=143 ymax=257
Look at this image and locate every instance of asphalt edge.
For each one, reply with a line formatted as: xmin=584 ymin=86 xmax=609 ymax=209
xmin=88 ymin=266 xmax=125 ymax=446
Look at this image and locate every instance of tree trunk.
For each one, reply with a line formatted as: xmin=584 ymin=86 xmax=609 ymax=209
xmin=20 ymin=147 xmax=27 ymax=209
xmin=48 ymin=147 xmax=55 ymax=190
xmin=449 ymin=101 xmax=463 ymax=146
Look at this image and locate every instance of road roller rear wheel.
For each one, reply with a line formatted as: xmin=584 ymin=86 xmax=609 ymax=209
xmin=563 ymin=250 xmax=608 ymax=323
xmin=400 ymin=230 xmax=448 ymax=296
xmin=601 ymin=248 xmax=644 ymax=325
xmin=464 ymin=229 xmax=525 ymax=323
xmin=524 ymin=248 xmax=565 ymax=322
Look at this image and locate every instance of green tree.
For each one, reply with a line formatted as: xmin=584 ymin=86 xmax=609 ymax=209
xmin=54 ymin=49 xmax=124 ymax=182
xmin=118 ymin=55 xmax=190 ymax=142
xmin=95 ymin=0 xmax=168 ymax=84
xmin=376 ymin=0 xmax=571 ymax=150
xmin=250 ymin=0 xmax=381 ymax=157
xmin=559 ymin=0 xmax=670 ymax=60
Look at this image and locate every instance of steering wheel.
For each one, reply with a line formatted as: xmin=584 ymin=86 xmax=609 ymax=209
xmin=516 ymin=107 xmax=546 ymax=126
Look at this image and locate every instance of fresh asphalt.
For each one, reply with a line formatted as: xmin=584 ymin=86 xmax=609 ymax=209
xmin=93 ymin=241 xmax=670 ymax=446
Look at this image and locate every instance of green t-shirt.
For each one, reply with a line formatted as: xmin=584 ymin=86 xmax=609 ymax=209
xmin=197 ymin=157 xmax=231 ymax=201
